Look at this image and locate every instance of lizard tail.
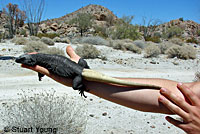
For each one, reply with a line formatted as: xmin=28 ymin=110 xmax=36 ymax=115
xmin=82 ymin=69 xmax=161 ymax=89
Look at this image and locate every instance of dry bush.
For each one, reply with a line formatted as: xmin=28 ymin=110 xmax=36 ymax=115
xmin=159 ymin=42 xmax=174 ymax=54
xmin=2 ymin=90 xmax=87 ymax=134
xmin=41 ymin=37 xmax=55 ymax=46
xmin=166 ymin=45 xmax=196 ymax=60
xmin=125 ymin=43 xmax=142 ymax=54
xmin=110 ymin=40 xmax=127 ymax=50
xmin=194 ymin=71 xmax=200 ymax=82
xmin=53 ymin=37 xmax=62 ymax=42
xmin=23 ymin=41 xmax=48 ymax=53
xmin=12 ymin=37 xmax=29 ymax=45
xmin=78 ymin=36 xmax=109 ymax=46
xmin=40 ymin=47 xmax=65 ymax=56
xmin=75 ymin=44 xmax=100 ymax=59
xmin=133 ymin=40 xmax=146 ymax=49
xmin=60 ymin=37 xmax=70 ymax=44
xmin=29 ymin=36 xmax=40 ymax=41
xmin=144 ymin=44 xmax=161 ymax=58
xmin=169 ymin=38 xmax=184 ymax=46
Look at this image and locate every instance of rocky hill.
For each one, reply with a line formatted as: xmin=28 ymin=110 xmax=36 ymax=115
xmin=153 ymin=19 xmax=200 ymax=40
xmin=0 ymin=4 xmax=200 ymax=43
xmin=47 ymin=4 xmax=118 ymax=24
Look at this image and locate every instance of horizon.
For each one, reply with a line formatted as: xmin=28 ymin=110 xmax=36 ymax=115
xmin=1 ymin=0 xmax=200 ymax=25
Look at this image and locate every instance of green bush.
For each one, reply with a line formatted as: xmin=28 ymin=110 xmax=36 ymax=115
xmin=164 ymin=26 xmax=183 ymax=39
xmin=166 ymin=45 xmax=196 ymax=60
xmin=75 ymin=44 xmax=101 ymax=59
xmin=40 ymin=47 xmax=65 ymax=56
xmin=41 ymin=37 xmax=55 ymax=46
xmin=12 ymin=37 xmax=29 ymax=45
xmin=186 ymin=37 xmax=198 ymax=44
xmin=197 ymin=30 xmax=200 ymax=36
xmin=145 ymin=36 xmax=161 ymax=43
xmin=23 ymin=41 xmax=48 ymax=53
xmin=144 ymin=44 xmax=161 ymax=58
xmin=37 ymin=33 xmax=59 ymax=39
xmin=2 ymin=90 xmax=87 ymax=134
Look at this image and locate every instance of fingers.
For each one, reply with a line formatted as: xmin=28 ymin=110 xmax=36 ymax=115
xmin=159 ymin=95 xmax=189 ymax=120
xmin=21 ymin=64 xmax=51 ymax=77
xmin=160 ymin=88 xmax=191 ymax=113
xmin=165 ymin=116 xmax=185 ymax=130
xmin=66 ymin=45 xmax=80 ymax=63
xmin=21 ymin=64 xmax=72 ymax=87
xmin=177 ymin=83 xmax=200 ymax=106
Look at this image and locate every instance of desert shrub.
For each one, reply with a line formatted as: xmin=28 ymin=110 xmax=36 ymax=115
xmin=75 ymin=44 xmax=100 ymax=59
xmin=79 ymin=36 xmax=109 ymax=46
xmin=197 ymin=30 xmax=200 ymax=36
xmin=133 ymin=40 xmax=146 ymax=49
xmin=41 ymin=37 xmax=55 ymax=46
xmin=145 ymin=36 xmax=161 ymax=43
xmin=23 ymin=41 xmax=48 ymax=53
xmin=166 ymin=45 xmax=181 ymax=58
xmin=12 ymin=37 xmax=29 ymax=45
xmin=125 ymin=43 xmax=142 ymax=54
xmin=166 ymin=45 xmax=196 ymax=60
xmin=186 ymin=37 xmax=198 ymax=44
xmin=2 ymin=90 xmax=87 ymax=134
xmin=159 ymin=42 xmax=174 ymax=54
xmin=179 ymin=45 xmax=196 ymax=59
xmin=60 ymin=37 xmax=70 ymax=43
xmin=169 ymin=38 xmax=184 ymax=46
xmin=29 ymin=36 xmax=40 ymax=41
xmin=53 ymin=37 xmax=62 ymax=42
xmin=40 ymin=47 xmax=65 ymax=56
xmin=164 ymin=26 xmax=183 ymax=39
xmin=110 ymin=40 xmax=127 ymax=50
xmin=53 ymin=37 xmax=70 ymax=43
xmin=144 ymin=44 xmax=161 ymax=58
xmin=37 ymin=33 xmax=59 ymax=39
xmin=110 ymin=16 xmax=141 ymax=41
xmin=93 ymin=25 xmax=109 ymax=38
xmin=20 ymin=29 xmax=27 ymax=37
xmin=194 ymin=71 xmax=200 ymax=82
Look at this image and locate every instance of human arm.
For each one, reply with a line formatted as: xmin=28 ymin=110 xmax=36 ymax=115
xmin=158 ymin=83 xmax=200 ymax=134
xmin=21 ymin=46 xmax=200 ymax=114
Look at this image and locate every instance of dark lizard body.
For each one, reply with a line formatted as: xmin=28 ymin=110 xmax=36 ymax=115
xmin=15 ymin=53 xmax=89 ymax=97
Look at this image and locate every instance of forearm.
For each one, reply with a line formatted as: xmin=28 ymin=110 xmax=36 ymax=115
xmin=84 ymin=78 xmax=194 ymax=114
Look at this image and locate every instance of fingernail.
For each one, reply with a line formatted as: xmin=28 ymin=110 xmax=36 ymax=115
xmin=159 ymin=95 xmax=165 ymax=101
xmin=178 ymin=83 xmax=182 ymax=86
xmin=160 ymin=88 xmax=167 ymax=93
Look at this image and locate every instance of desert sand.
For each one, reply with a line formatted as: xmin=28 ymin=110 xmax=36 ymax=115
xmin=0 ymin=40 xmax=199 ymax=134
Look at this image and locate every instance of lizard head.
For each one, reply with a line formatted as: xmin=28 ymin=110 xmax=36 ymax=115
xmin=15 ymin=54 xmax=37 ymax=66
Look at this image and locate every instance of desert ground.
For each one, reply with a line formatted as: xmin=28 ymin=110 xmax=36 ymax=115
xmin=0 ymin=40 xmax=199 ymax=134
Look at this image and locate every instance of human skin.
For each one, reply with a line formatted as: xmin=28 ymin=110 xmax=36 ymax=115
xmin=21 ymin=46 xmax=200 ymax=114
xmin=159 ymin=83 xmax=200 ymax=134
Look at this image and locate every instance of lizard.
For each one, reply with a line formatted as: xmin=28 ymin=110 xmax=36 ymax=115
xmin=15 ymin=53 xmax=161 ymax=97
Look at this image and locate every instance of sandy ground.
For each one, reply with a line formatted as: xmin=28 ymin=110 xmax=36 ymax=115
xmin=0 ymin=41 xmax=199 ymax=134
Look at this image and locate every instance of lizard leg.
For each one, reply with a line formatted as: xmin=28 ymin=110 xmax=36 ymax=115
xmin=72 ymin=76 xmax=87 ymax=98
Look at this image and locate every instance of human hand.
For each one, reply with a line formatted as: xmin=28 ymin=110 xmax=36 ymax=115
xmin=21 ymin=46 xmax=81 ymax=87
xmin=159 ymin=83 xmax=200 ymax=134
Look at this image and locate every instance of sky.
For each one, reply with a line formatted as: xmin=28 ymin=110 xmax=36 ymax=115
xmin=1 ymin=0 xmax=200 ymax=25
